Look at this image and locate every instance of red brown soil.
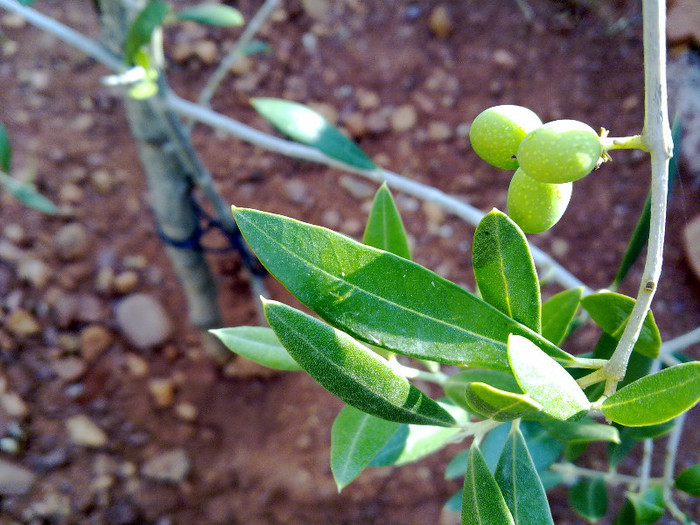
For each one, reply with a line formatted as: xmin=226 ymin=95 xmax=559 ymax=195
xmin=1 ymin=1 xmax=699 ymax=523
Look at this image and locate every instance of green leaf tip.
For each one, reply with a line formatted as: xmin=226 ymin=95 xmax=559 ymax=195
xmin=176 ymin=4 xmax=245 ymax=27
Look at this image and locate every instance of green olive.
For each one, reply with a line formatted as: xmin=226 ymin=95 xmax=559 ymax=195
xmin=507 ymin=168 xmax=573 ymax=234
xmin=516 ymin=119 xmax=602 ymax=184
xmin=469 ymin=105 xmax=542 ymax=170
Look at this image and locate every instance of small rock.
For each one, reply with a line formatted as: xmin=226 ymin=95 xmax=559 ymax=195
xmin=17 ymin=258 xmax=51 ymax=288
xmin=423 ymin=201 xmax=446 ymax=235
xmin=343 ymin=112 xmax=367 ymax=138
xmin=356 ymin=88 xmax=380 ymax=109
xmin=52 ymin=357 xmax=87 ymax=382
xmin=148 ymin=378 xmax=175 ymax=408
xmin=339 ymin=176 xmax=375 ymax=199
xmin=5 ymin=308 xmax=41 ymax=337
xmin=307 ymin=102 xmax=338 ymax=125
xmin=56 ymin=333 xmax=81 ymax=352
xmin=194 ymin=40 xmax=218 ymax=64
xmin=141 ymin=449 xmax=190 ymax=483
xmin=493 ymin=48 xmax=518 ymax=69
xmin=54 ymin=223 xmax=89 ymax=261
xmin=124 ymin=353 xmax=149 ymax=376
xmin=113 ymin=271 xmax=139 ymax=295
xmin=0 ymin=239 xmax=25 ymax=262
xmin=683 ymin=214 xmax=700 ymax=280
xmin=115 ymin=294 xmax=173 ymax=349
xmin=391 ymin=104 xmax=418 ymax=132
xmin=59 ymin=183 xmax=84 ymax=204
xmin=80 ymin=324 xmax=113 ymax=361
xmin=229 ymin=55 xmax=253 ymax=75
xmin=300 ymin=0 xmax=330 ymax=20
xmin=284 ymin=179 xmax=310 ymax=205
xmin=3 ymin=223 xmax=26 ymax=244
xmin=427 ymin=121 xmax=453 ymax=142
xmin=365 ymin=109 xmax=390 ymax=134
xmin=104 ymin=499 xmax=141 ymax=525
xmin=77 ymin=294 xmax=107 ymax=323
xmin=0 ymin=458 xmax=36 ymax=495
xmin=1 ymin=391 xmax=28 ymax=418
xmin=429 ymin=5 xmax=454 ymax=38
xmin=122 ymin=255 xmax=147 ymax=270
xmin=174 ymin=402 xmax=198 ymax=422
xmin=91 ymin=169 xmax=116 ymax=194
xmin=1 ymin=13 xmax=27 ymax=29
xmin=66 ymin=414 xmax=108 ymax=448
xmin=95 ymin=267 xmax=115 ymax=295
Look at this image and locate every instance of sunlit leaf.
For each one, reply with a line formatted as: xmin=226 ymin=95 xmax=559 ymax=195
xmin=569 ymin=477 xmax=607 ymax=521
xmin=367 ymin=400 xmax=464 ymax=467
xmin=209 ymin=326 xmax=301 ymax=370
xmin=362 ymin=183 xmax=411 ymax=259
xmin=495 ymin=424 xmax=554 ymax=524
xmin=464 ymin=382 xmax=542 ymax=421
xmin=581 ymin=292 xmax=661 ymax=358
xmin=128 ymin=79 xmax=158 ymax=100
xmin=602 ymin=362 xmax=700 ymax=426
xmin=123 ymin=0 xmax=170 ymax=64
xmin=462 ymin=443 xmax=515 ymax=525
xmin=263 ymin=299 xmax=456 ymax=427
xmin=251 ymin=98 xmax=376 ymax=170
xmin=675 ymin=464 xmax=700 ymax=496
xmin=444 ymin=369 xmax=521 ymax=410
xmin=541 ymin=417 xmax=620 ymax=444
xmin=508 ymin=334 xmax=589 ymax=421
xmin=541 ymin=287 xmax=582 ymax=345
xmin=0 ymin=123 xmax=11 ymax=173
xmin=233 ymin=207 xmax=573 ymax=370
xmin=330 ymin=405 xmax=399 ymax=491
xmin=176 ymin=4 xmax=245 ymax=26
xmin=472 ymin=210 xmax=541 ymax=332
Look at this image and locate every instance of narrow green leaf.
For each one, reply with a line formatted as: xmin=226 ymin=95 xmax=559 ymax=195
xmin=18 ymin=0 xmax=36 ymax=5
xmin=251 ymin=98 xmax=376 ymax=170
xmin=242 ymin=40 xmax=271 ymax=56
xmin=330 ymin=405 xmax=400 ymax=491
xmin=495 ymin=424 xmax=554 ymax=525
xmin=444 ymin=369 xmax=521 ymax=410
xmin=209 ymin=326 xmax=301 ymax=370
xmin=541 ymin=288 xmax=583 ymax=345
xmin=581 ymin=292 xmax=661 ymax=358
xmin=123 ymin=1 xmax=170 ymax=64
xmin=233 ymin=207 xmax=573 ymax=370
xmin=675 ymin=464 xmax=700 ymax=497
xmin=612 ymin=116 xmax=681 ymax=287
xmin=176 ymin=4 xmax=245 ymax=26
xmin=508 ymin=334 xmax=590 ymax=421
xmin=362 ymin=183 xmax=411 ymax=259
xmin=0 ymin=171 xmax=57 ymax=215
xmin=462 ymin=443 xmax=515 ymax=525
xmin=627 ymin=486 xmax=665 ymax=524
xmin=465 ymin=382 xmax=542 ymax=422
xmin=366 ymin=401 xmax=464 ymax=466
xmin=0 ymin=123 xmax=11 ymax=173
xmin=263 ymin=299 xmax=456 ymax=427
xmin=568 ymin=477 xmax=607 ymax=521
xmin=626 ymin=420 xmax=675 ymax=440
xmin=541 ymin=417 xmax=619 ymax=444
xmin=472 ymin=210 xmax=541 ymax=332
xmin=602 ymin=362 xmax=700 ymax=426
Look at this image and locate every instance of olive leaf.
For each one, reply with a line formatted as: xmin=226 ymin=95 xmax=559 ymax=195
xmin=462 ymin=443 xmax=515 ymax=525
xmin=263 ymin=299 xmax=456 ymax=427
xmin=541 ymin=287 xmax=582 ymax=345
xmin=473 ymin=210 xmax=541 ymax=332
xmin=568 ymin=477 xmax=608 ymax=522
xmin=602 ymin=362 xmax=700 ymax=426
xmin=210 ymin=326 xmax=301 ymax=370
xmin=508 ymin=334 xmax=590 ymax=421
xmin=175 ymin=4 xmax=245 ymax=27
xmin=363 ymin=183 xmax=411 ymax=259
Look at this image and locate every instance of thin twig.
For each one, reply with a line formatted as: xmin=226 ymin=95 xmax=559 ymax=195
xmin=662 ymin=411 xmax=689 ymax=522
xmin=603 ymin=0 xmax=673 ymax=394
xmin=196 ymin=0 xmax=280 ymax=111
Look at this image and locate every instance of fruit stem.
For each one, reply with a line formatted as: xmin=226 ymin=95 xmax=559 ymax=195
xmin=600 ymin=134 xmax=649 ymax=152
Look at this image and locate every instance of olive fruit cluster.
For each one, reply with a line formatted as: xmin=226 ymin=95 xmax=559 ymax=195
xmin=469 ymin=105 xmax=603 ymax=233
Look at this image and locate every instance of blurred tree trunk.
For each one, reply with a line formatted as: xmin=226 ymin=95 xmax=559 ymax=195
xmin=94 ymin=0 xmax=230 ymax=361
